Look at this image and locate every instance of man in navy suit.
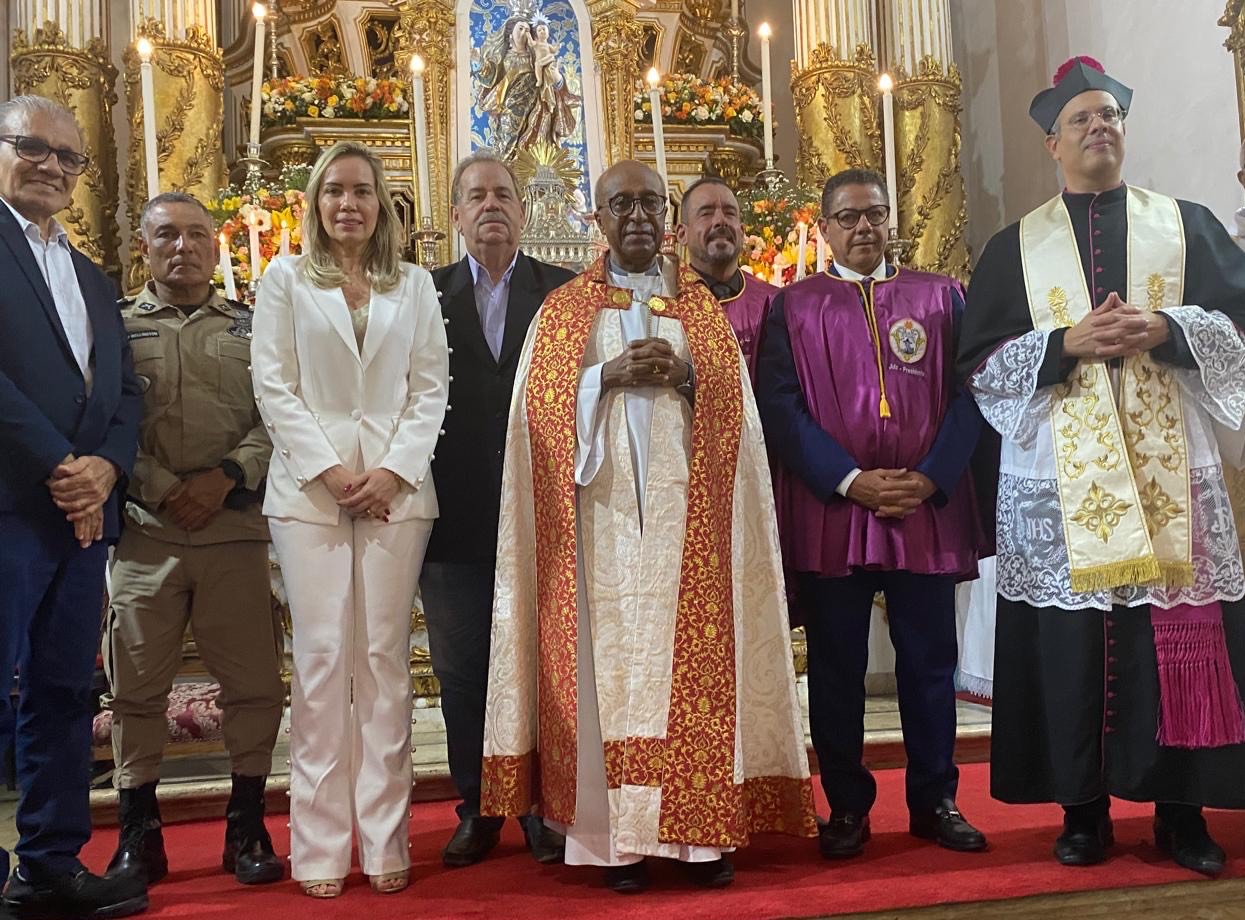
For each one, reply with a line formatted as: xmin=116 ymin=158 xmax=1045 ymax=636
xmin=0 ymin=96 xmax=146 ymax=919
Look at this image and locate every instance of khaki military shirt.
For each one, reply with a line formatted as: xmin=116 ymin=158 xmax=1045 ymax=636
xmin=122 ymin=283 xmax=271 ymax=544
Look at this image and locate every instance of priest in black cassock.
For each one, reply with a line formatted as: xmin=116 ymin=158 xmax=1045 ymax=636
xmin=957 ymin=56 xmax=1245 ymax=876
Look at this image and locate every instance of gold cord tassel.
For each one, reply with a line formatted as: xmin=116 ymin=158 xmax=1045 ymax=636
xmin=879 ymin=396 xmax=891 ymax=419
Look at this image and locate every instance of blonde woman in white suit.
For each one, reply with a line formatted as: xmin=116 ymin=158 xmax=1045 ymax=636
xmin=250 ymin=141 xmax=448 ymax=898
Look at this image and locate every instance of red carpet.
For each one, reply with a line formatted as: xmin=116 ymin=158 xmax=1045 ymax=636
xmin=79 ymin=762 xmax=1245 ymax=919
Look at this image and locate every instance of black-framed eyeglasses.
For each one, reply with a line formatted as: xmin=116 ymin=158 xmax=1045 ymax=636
xmin=605 ymin=193 xmax=667 ymax=218
xmin=0 ymin=135 xmax=90 ymax=175
xmin=827 ymin=205 xmax=889 ymax=230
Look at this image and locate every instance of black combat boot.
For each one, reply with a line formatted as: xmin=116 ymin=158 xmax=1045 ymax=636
xmin=105 ymin=782 xmax=169 ymax=885
xmin=221 ymin=774 xmax=284 ymax=885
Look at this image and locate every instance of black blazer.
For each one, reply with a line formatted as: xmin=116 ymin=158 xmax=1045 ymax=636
xmin=0 ymin=204 xmax=142 ymax=539
xmin=425 ymin=251 xmax=574 ymax=563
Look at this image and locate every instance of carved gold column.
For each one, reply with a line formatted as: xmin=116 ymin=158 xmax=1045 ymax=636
xmin=879 ymin=0 xmax=970 ymax=279
xmin=1223 ymin=0 xmax=1245 ymax=137
xmin=395 ymin=0 xmax=455 ymax=266
xmin=122 ymin=12 xmax=225 ymax=290
xmin=10 ymin=3 xmax=120 ymax=278
xmin=587 ymin=0 xmax=643 ymax=166
xmin=790 ymin=0 xmax=881 ymax=188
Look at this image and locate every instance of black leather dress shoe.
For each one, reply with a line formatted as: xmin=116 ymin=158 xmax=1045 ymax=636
xmin=1053 ymin=814 xmax=1114 ymax=866
xmin=3 ymin=867 xmax=148 ymax=920
xmin=1154 ymin=812 xmax=1226 ymax=877
xmin=604 ymin=861 xmax=649 ymax=894
xmin=519 ymin=816 xmax=565 ymax=865
xmin=441 ymin=816 xmax=503 ymax=868
xmin=681 ymin=856 xmax=734 ymax=888
xmin=819 ymin=813 xmax=870 ymax=859
xmin=909 ymin=800 xmax=988 ymax=852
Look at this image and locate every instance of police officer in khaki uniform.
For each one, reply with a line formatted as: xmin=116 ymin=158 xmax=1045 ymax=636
xmin=102 ymin=191 xmax=284 ymax=887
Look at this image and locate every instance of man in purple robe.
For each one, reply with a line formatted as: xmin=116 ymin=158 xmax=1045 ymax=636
xmin=676 ymin=176 xmax=775 ymax=381
xmin=756 ymin=168 xmax=987 ymax=861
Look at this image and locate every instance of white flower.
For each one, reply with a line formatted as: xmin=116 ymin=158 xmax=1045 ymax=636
xmin=301 ymin=92 xmax=316 ymax=103
xmin=322 ymin=107 xmax=336 ymax=118
xmin=692 ymin=105 xmax=710 ymax=121
xmin=739 ymin=110 xmax=753 ymax=123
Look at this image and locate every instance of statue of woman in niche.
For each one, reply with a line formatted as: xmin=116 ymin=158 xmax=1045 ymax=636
xmin=520 ymin=21 xmax=581 ymax=149
xmin=475 ymin=19 xmax=540 ymax=159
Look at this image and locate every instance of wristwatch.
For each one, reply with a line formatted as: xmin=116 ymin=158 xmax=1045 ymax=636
xmin=675 ymin=360 xmax=695 ymax=400
xmin=219 ymin=459 xmax=245 ymax=488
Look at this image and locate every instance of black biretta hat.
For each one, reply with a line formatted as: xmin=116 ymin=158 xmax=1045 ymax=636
xmin=1029 ymin=56 xmax=1133 ymax=133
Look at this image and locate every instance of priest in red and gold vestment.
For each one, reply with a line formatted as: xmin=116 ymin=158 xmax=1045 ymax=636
xmin=481 ymin=161 xmax=816 ymax=893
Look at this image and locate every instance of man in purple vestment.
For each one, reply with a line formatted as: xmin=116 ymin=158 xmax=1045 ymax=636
xmin=676 ymin=176 xmax=775 ymax=382
xmin=756 ymin=168 xmax=988 ymax=861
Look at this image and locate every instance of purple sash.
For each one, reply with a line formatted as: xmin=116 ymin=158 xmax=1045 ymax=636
xmin=720 ymin=274 xmax=777 ymax=383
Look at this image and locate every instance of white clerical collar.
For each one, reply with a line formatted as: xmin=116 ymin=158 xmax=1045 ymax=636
xmin=1234 ymin=206 xmax=1245 ymax=245
xmin=607 ymin=254 xmax=662 ymax=285
xmin=467 ymin=250 xmax=518 ymax=287
xmin=832 ymin=258 xmax=888 ymax=282
xmin=0 ymin=194 xmax=68 ymax=245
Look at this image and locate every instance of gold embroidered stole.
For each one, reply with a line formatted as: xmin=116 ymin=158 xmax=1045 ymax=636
xmin=1020 ymin=188 xmax=1191 ymax=593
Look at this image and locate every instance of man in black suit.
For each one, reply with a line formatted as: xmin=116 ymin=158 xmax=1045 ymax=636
xmin=425 ymin=151 xmax=573 ymax=867
xmin=0 ymin=96 xmax=146 ymax=919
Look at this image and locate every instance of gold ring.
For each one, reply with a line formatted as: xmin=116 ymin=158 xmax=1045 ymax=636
xmin=652 ymin=363 xmax=660 ymax=375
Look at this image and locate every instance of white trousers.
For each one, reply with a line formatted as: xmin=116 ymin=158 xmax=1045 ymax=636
xmin=270 ymin=514 xmax=432 ymax=880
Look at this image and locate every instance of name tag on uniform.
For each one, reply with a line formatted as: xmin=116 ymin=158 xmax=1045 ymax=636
xmin=128 ymin=329 xmax=160 ymax=341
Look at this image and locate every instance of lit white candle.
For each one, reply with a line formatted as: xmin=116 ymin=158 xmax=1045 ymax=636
xmin=247 ymin=213 xmax=262 ymax=282
xmin=410 ymin=54 xmax=433 ymax=222
xmin=218 ymin=232 xmax=237 ymax=300
xmin=795 ymin=220 xmax=808 ymax=280
xmin=279 ymin=223 xmax=290 ymax=256
xmin=816 ymin=224 xmax=828 ymax=273
xmin=137 ymin=38 xmax=159 ymax=200
xmin=646 ymin=68 xmax=668 ymax=187
xmin=758 ymin=22 xmax=774 ymax=168
xmin=248 ymin=4 xmax=267 ymax=149
xmin=879 ymin=72 xmax=899 ymax=231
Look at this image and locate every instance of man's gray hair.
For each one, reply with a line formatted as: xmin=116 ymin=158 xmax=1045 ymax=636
xmin=139 ymin=191 xmax=213 ymax=238
xmin=450 ymin=150 xmax=522 ymax=204
xmin=0 ymin=94 xmax=82 ymax=141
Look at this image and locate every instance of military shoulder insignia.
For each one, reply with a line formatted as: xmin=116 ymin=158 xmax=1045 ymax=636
xmin=888 ymin=318 xmax=928 ymax=364
xmin=226 ymin=309 xmax=254 ymax=339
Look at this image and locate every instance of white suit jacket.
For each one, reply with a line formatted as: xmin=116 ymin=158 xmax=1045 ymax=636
xmin=251 ymin=255 xmax=449 ymax=525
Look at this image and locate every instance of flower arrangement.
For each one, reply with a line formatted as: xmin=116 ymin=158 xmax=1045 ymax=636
xmin=632 ymin=73 xmax=764 ymax=141
xmin=260 ymin=75 xmax=411 ymax=127
xmin=738 ymin=179 xmax=819 ymax=285
xmin=207 ymin=164 xmax=311 ymax=294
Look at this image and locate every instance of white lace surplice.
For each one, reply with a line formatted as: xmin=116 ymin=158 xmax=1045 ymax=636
xmin=969 ymin=308 xmax=1245 ymax=611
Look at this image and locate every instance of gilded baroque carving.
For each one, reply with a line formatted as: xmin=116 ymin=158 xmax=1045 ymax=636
xmin=891 ymin=56 xmax=971 ymax=279
xmin=394 ymin=0 xmax=455 ymax=264
xmin=587 ymin=0 xmax=644 ymax=164
xmin=11 ymin=22 xmax=121 ymax=278
xmin=791 ymin=43 xmax=882 ymax=188
xmin=123 ymin=19 xmax=226 ymax=291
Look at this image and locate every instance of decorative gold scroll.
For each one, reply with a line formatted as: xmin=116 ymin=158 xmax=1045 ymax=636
xmin=587 ymin=0 xmax=644 ymax=165
xmin=11 ymin=20 xmax=121 ymax=280
xmin=122 ymin=18 xmax=225 ymax=292
xmin=790 ymin=43 xmax=883 ymax=190
xmin=394 ymin=0 xmax=455 ymax=266
xmin=891 ymin=55 xmax=970 ymax=280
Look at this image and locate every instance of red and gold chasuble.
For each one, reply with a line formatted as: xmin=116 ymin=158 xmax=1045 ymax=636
xmin=481 ymin=257 xmax=815 ymax=850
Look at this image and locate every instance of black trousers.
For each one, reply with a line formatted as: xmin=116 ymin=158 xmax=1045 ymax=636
xmin=802 ymin=570 xmax=960 ymax=816
xmin=420 ymin=561 xmax=502 ymax=824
